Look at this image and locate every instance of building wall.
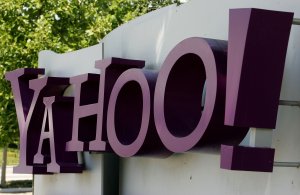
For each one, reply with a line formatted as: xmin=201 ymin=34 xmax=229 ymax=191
xmin=35 ymin=0 xmax=300 ymax=194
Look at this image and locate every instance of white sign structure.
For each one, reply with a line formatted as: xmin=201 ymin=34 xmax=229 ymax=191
xmin=34 ymin=0 xmax=300 ymax=194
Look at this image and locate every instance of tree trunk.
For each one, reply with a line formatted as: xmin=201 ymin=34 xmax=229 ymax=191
xmin=1 ymin=146 xmax=8 ymax=187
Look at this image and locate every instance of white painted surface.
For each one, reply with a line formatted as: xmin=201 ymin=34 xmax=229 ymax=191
xmin=38 ymin=44 xmax=102 ymax=77
xmin=35 ymin=0 xmax=300 ymax=194
xmin=240 ymin=128 xmax=273 ymax=148
xmin=120 ymin=154 xmax=300 ymax=195
xmin=35 ymin=154 xmax=104 ymax=195
xmin=0 ymin=166 xmax=32 ymax=181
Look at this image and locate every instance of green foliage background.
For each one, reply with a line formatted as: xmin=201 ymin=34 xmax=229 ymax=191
xmin=0 ymin=0 xmax=180 ymax=147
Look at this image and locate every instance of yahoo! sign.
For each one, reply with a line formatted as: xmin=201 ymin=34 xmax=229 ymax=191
xmin=6 ymin=8 xmax=293 ymax=174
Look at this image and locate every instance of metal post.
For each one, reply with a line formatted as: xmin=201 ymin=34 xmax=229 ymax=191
xmin=274 ymin=161 xmax=300 ymax=168
xmin=1 ymin=147 xmax=7 ymax=187
xmin=293 ymin=18 xmax=300 ymax=25
xmin=279 ymin=100 xmax=300 ymax=107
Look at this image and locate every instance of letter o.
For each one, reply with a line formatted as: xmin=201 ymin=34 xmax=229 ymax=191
xmin=154 ymin=37 xmax=218 ymax=152
xmin=107 ymin=69 xmax=150 ymax=157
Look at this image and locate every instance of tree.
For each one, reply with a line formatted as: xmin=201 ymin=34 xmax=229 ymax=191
xmin=0 ymin=0 xmax=180 ymax=185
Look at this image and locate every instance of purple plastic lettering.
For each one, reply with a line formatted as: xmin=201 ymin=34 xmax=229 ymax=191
xmin=107 ymin=69 xmax=151 ymax=157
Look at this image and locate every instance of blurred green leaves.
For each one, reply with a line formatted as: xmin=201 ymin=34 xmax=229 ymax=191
xmin=0 ymin=0 xmax=180 ymax=146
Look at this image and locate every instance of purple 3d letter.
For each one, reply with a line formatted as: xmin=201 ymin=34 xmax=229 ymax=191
xmin=222 ymin=8 xmax=293 ymax=172
xmin=5 ymin=69 xmax=44 ymax=173
xmin=107 ymin=68 xmax=151 ymax=157
xmin=66 ymin=58 xmax=145 ymax=152
xmin=154 ymin=37 xmax=247 ymax=153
